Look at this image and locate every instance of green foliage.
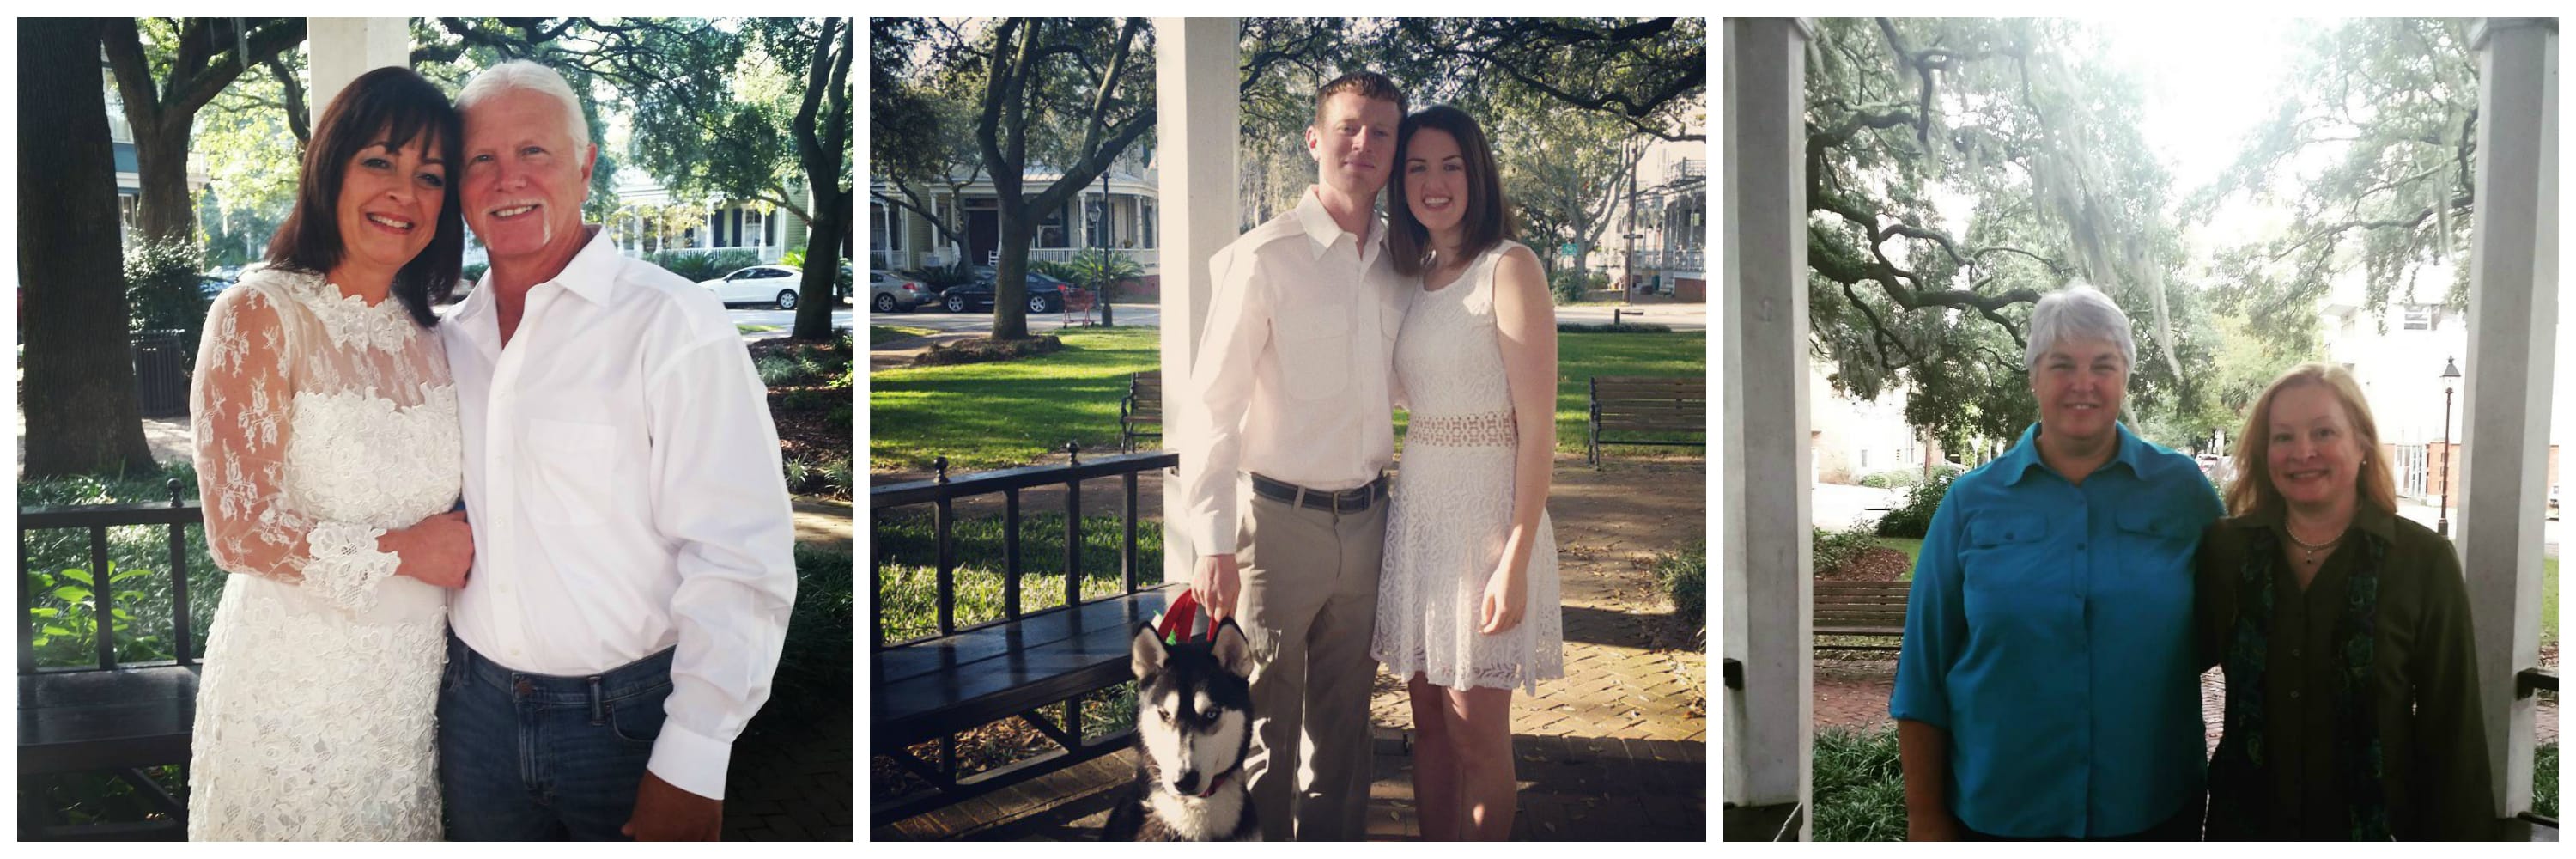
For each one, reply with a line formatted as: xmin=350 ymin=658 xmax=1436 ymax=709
xmin=647 ymin=248 xmax=763 ymax=283
xmin=750 ymin=541 xmax=855 ymax=734
xmin=1856 ymin=466 xmax=1963 ymax=490
xmin=1062 ymin=247 xmax=1145 ymax=293
xmin=911 ymin=259 xmax=976 ymax=288
xmin=1811 ymin=525 xmax=1880 ymax=576
xmin=1875 ymin=468 xmax=1960 ymax=539
xmin=1029 ymin=259 xmax=1081 ymax=283
xmin=1550 ymin=266 xmax=1611 ymax=303
xmin=2538 ymin=742 xmax=2560 ymax=819
xmin=124 ymin=239 xmax=209 ymax=364
xmin=1651 ymin=539 xmax=1706 ymax=624
xmin=1814 ymin=725 xmax=1907 ymax=841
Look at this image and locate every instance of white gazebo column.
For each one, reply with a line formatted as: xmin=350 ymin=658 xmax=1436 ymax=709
xmin=2457 ymin=17 xmax=2557 ymax=831
xmin=307 ymin=18 xmax=411 ymax=111
xmin=1152 ymin=18 xmax=1241 ymax=586
xmin=1721 ymin=16 xmax=1815 ymax=841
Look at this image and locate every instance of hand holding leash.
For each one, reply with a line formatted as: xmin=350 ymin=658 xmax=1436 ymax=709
xmin=1191 ymin=553 xmax=1241 ymax=628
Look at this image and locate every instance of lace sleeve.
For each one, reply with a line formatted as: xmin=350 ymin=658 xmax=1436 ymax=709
xmin=191 ymin=286 xmax=401 ymax=613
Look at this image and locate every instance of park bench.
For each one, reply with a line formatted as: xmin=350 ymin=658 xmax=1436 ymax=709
xmin=1120 ymin=370 xmax=1162 ymax=453
xmin=18 ymin=485 xmax=204 ymax=839
xmin=1587 ymin=375 xmax=1706 ymax=467
xmin=1812 ymin=580 xmax=1908 ymax=652
xmin=869 ymin=448 xmax=1177 ymax=825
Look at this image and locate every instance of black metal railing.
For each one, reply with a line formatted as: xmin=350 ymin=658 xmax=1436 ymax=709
xmin=17 ymin=480 xmax=202 ymax=675
xmin=868 ymin=444 xmax=1176 ymax=649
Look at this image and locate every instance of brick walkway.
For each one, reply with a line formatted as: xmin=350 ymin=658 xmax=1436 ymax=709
xmin=726 ymin=508 xmax=855 ymax=840
xmin=877 ymin=456 xmax=1708 ymax=840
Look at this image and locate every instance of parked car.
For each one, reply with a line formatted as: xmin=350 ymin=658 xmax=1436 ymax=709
xmin=871 ymin=269 xmax=931 ymax=313
xmin=940 ymin=271 xmax=1091 ymax=314
xmin=697 ymin=264 xmax=804 ymax=309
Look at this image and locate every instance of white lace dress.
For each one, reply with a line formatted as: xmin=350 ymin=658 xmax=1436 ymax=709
xmin=185 ymin=270 xmax=460 ymax=841
xmin=1371 ymin=241 xmax=1565 ymax=694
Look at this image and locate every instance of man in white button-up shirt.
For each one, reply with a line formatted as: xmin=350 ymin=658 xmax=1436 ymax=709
xmin=1182 ymin=70 xmax=1412 ymax=841
xmin=434 ymin=61 xmax=795 ymax=842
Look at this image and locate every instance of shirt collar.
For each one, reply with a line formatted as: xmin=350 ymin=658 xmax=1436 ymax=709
xmin=2002 ymin=420 xmax=2148 ymax=484
xmin=546 ymin=226 xmax=621 ymax=306
xmin=1292 ymin=186 xmax=1384 ymax=265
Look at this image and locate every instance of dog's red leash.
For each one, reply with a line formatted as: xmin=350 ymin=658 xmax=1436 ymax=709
xmin=1157 ymin=588 xmax=1216 ymax=645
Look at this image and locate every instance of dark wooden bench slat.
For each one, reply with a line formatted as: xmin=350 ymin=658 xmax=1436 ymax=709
xmin=18 ymin=666 xmax=201 ymax=774
xmin=873 ymin=588 xmax=1175 ymax=746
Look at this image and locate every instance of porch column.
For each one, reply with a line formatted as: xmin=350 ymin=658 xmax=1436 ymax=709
xmin=1721 ymin=17 xmax=1814 ymax=840
xmin=2457 ymin=16 xmax=2557 ymax=826
xmin=1152 ymin=18 xmax=1241 ymax=586
xmin=308 ymin=18 xmax=411 ymax=112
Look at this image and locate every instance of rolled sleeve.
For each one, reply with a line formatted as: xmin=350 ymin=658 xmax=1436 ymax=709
xmin=641 ymin=332 xmax=798 ymax=800
xmin=1182 ymin=247 xmax=1270 ymax=555
xmin=1890 ymin=493 xmax=1969 ymax=728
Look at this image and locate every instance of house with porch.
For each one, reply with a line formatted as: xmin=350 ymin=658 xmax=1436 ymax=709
xmin=1609 ymin=136 xmax=1709 ymax=302
xmin=867 ymin=150 xmax=1161 ymax=281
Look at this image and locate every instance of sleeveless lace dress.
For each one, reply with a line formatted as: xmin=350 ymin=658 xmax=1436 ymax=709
xmin=1371 ymin=241 xmax=1565 ymax=693
xmin=186 ymin=270 xmax=460 ymax=840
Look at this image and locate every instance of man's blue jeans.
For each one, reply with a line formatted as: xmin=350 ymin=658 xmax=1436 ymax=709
xmin=438 ymin=631 xmax=676 ymax=840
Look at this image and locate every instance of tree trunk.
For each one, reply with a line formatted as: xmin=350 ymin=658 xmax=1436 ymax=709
xmin=20 ymin=19 xmax=158 ymax=478
xmin=131 ymin=115 xmax=198 ymax=252
xmin=990 ymin=211 xmax=1033 ymax=340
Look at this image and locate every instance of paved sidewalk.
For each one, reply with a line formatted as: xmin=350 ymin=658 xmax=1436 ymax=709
xmin=877 ymin=456 xmax=1709 ymax=840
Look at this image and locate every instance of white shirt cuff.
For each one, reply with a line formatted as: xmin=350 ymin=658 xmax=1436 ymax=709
xmin=645 ymin=718 xmax=734 ymax=800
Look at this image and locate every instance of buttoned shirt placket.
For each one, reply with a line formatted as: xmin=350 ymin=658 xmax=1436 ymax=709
xmin=477 ymin=281 xmax=560 ymax=667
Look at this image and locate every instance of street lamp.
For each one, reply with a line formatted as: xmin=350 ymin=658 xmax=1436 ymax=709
xmin=2439 ymin=356 xmax=2462 ymax=538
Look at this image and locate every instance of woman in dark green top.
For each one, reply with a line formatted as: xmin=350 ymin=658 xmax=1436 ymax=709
xmin=2196 ymin=362 xmax=2494 ymax=840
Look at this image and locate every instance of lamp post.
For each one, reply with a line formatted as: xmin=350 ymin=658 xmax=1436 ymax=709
xmin=2439 ymin=356 xmax=2461 ymax=538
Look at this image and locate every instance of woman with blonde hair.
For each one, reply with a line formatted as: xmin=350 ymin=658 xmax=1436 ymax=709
xmin=2196 ymin=362 xmax=2494 ymax=839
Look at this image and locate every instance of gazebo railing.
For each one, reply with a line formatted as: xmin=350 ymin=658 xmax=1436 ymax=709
xmin=868 ymin=445 xmax=1175 ymax=649
xmin=16 ymin=480 xmax=203 ymax=675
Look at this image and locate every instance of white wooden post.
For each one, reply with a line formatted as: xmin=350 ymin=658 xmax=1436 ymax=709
xmin=307 ymin=18 xmax=411 ymax=115
xmin=1722 ymin=16 xmax=1815 ymax=840
xmin=1153 ymin=18 xmax=1241 ymax=586
xmin=2457 ymin=16 xmax=2557 ymax=826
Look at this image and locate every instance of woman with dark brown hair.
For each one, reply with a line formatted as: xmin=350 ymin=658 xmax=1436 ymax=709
xmin=2197 ymin=362 xmax=2495 ymax=839
xmin=185 ymin=65 xmax=474 ymax=840
xmin=1370 ymin=104 xmax=1564 ymax=840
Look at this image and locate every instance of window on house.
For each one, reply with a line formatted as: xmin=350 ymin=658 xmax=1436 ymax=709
xmin=1037 ymin=202 xmax=1071 ymax=248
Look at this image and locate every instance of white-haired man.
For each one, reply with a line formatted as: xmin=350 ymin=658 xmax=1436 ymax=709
xmin=434 ymin=60 xmax=795 ymax=841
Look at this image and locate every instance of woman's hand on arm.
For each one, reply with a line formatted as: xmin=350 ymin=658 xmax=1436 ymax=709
xmin=381 ymin=511 xmax=473 ymax=589
xmin=1482 ymin=245 xmax=1555 ymax=636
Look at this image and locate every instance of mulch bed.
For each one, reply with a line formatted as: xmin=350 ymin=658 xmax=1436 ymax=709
xmin=1816 ymin=547 xmax=1911 ymax=582
xmin=751 ymin=335 xmax=854 ymax=499
xmin=910 ymin=335 xmax=1064 ymax=367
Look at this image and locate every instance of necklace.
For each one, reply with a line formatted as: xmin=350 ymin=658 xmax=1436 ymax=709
xmin=2285 ymin=524 xmax=2345 ymax=564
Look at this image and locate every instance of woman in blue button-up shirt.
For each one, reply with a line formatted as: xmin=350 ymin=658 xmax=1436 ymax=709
xmin=1888 ymin=285 xmax=2222 ymax=840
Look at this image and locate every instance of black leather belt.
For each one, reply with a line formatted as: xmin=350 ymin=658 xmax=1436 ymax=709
xmin=1249 ymin=472 xmax=1388 ymax=514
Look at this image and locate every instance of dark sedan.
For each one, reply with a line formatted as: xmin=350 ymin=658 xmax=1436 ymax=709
xmin=939 ymin=271 xmax=1091 ymax=314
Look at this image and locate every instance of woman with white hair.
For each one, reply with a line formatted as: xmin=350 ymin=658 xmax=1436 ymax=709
xmin=1887 ymin=284 xmax=2223 ymax=839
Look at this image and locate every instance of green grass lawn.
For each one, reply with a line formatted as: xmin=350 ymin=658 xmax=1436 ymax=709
xmin=736 ymin=323 xmax=781 ymax=334
xmin=868 ymin=326 xmax=1706 ymax=473
xmin=1874 ymin=537 xmax=1923 ymax=574
xmin=870 ymin=324 xmax=939 ymax=346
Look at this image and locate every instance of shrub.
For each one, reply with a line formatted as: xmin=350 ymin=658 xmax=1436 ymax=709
xmin=1652 ymin=539 xmax=1706 ymax=624
xmin=1814 ymin=726 xmax=1907 ymax=841
xmin=1030 ymin=259 xmax=1082 ymax=283
xmin=1548 ymin=265 xmax=1610 ymax=303
xmin=1811 ymin=525 xmax=1879 ymax=576
xmin=1557 ymin=321 xmax=1674 ymax=334
xmin=125 ymin=240 xmax=209 ymax=365
xmin=646 ymin=248 xmax=762 ymax=283
xmin=912 ymin=259 xmax=975 ymax=288
xmin=1874 ymin=469 xmax=1961 ymax=539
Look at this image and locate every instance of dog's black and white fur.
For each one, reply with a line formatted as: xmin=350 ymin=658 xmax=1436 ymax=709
xmin=1101 ymin=618 xmax=1260 ymax=841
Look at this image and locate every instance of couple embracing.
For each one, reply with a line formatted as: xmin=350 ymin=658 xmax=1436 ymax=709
xmin=1179 ymin=70 xmax=1566 ymax=841
xmin=184 ymin=61 xmax=795 ymax=841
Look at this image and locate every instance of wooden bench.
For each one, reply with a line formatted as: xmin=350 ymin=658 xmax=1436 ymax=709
xmin=1813 ymin=580 xmax=1909 ymax=652
xmin=871 ymin=584 xmax=1180 ymax=824
xmin=1587 ymin=375 xmax=1706 ymax=467
xmin=1121 ymin=370 xmax=1162 ymax=453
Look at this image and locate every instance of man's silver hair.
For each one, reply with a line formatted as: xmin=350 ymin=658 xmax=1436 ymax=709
xmin=2023 ymin=283 xmax=2136 ymax=372
xmin=457 ymin=59 xmax=591 ymax=153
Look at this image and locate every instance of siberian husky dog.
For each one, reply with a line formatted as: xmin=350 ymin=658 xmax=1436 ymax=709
xmin=1101 ymin=618 xmax=1260 ymax=841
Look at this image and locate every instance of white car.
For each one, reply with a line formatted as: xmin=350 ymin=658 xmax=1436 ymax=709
xmin=698 ymin=265 xmax=805 ymax=309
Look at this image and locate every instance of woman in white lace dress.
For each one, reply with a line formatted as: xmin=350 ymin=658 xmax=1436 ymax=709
xmin=186 ymin=66 xmax=475 ymax=841
xmin=1371 ymin=105 xmax=1565 ymax=840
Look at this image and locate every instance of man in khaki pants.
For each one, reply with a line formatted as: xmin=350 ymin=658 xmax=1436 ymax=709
xmin=1179 ymin=70 xmax=1411 ymax=841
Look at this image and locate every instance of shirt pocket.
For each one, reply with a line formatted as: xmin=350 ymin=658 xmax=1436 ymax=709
xmin=1274 ymin=304 xmax=1350 ymax=400
xmin=524 ymin=417 xmax=616 ymax=527
xmin=1959 ymin=510 xmax=2056 ymax=622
